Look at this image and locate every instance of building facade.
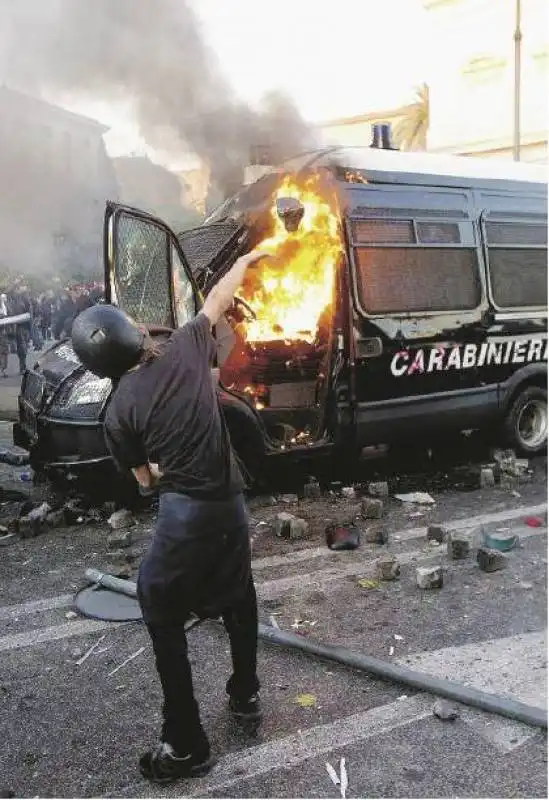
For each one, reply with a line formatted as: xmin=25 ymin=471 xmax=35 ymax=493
xmin=0 ymin=86 xmax=118 ymax=282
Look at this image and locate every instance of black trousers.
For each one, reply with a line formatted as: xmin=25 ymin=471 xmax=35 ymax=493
xmin=138 ymin=491 xmax=259 ymax=755
xmin=146 ymin=576 xmax=259 ymax=754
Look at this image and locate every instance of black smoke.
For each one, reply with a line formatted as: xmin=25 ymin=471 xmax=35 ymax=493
xmin=0 ymin=0 xmax=314 ymax=195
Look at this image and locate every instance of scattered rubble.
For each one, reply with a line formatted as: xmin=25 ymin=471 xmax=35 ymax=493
xmin=362 ymin=523 xmax=389 ymax=545
xmin=303 ymin=478 xmax=321 ymax=500
xmin=325 ymin=524 xmax=360 ymax=551
xmin=361 ymin=497 xmax=384 ymax=519
xmin=108 ymin=509 xmax=134 ymax=530
xmin=433 ymin=699 xmax=460 ymax=720
xmin=426 ymin=524 xmax=447 ymax=544
xmin=395 ymin=492 xmax=435 ymax=505
xmin=0 ymin=445 xmax=29 ymax=466
xmin=477 ymin=546 xmax=507 ymax=572
xmin=103 ymin=562 xmax=132 ymax=579
xmin=107 ymin=530 xmax=133 ymax=550
xmin=280 ymin=493 xmax=299 ymax=505
xmin=447 ymin=533 xmax=471 ymax=560
xmin=275 ymin=512 xmax=308 ymax=540
xmin=376 ymin=555 xmax=400 ymax=581
xmin=480 ymin=467 xmax=496 ymax=488
xmin=0 ymin=532 xmax=16 ymax=546
xmin=416 ymin=566 xmax=443 ymax=589
xmin=341 ymin=486 xmax=356 ymax=499
xmin=368 ymin=481 xmax=389 ymax=498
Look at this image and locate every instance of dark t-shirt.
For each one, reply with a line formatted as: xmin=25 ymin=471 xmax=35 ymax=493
xmin=104 ymin=313 xmax=244 ymax=499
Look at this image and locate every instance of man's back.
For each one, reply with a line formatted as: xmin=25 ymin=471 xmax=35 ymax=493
xmin=105 ymin=314 xmax=244 ymax=500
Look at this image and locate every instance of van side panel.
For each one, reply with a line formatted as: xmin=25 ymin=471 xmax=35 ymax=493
xmin=341 ymin=181 xmax=547 ymax=446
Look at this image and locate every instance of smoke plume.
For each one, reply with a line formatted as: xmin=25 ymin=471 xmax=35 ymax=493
xmin=0 ymin=0 xmax=314 ymax=194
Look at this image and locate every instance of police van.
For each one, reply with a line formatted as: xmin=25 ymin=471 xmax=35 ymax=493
xmin=15 ymin=139 xmax=548 ymax=489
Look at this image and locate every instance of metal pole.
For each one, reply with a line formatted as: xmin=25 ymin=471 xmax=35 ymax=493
xmin=513 ymin=0 xmax=522 ymax=161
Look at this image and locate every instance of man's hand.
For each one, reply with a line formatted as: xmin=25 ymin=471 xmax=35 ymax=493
xmin=202 ymin=250 xmax=271 ymax=326
xmin=131 ymin=462 xmax=164 ymax=490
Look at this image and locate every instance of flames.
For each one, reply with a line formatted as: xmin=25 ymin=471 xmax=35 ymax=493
xmin=237 ymin=174 xmax=342 ymax=343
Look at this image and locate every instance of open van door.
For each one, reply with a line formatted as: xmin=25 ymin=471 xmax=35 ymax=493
xmin=103 ymin=201 xmax=200 ymax=329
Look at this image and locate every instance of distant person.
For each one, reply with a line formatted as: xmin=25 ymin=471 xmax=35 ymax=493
xmin=0 ymin=292 xmax=9 ymax=378
xmin=8 ymin=285 xmax=31 ymax=375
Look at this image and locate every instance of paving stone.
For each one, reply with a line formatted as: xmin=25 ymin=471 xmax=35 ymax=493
xmin=302 ymin=479 xmax=321 ymax=500
xmin=279 ymin=494 xmax=299 ymax=504
xmin=368 ymin=481 xmax=389 ymax=498
xmin=341 ymin=486 xmax=356 ymax=499
xmin=103 ymin=563 xmax=132 ymax=579
xmin=107 ymin=529 xmax=133 ymax=549
xmin=433 ymin=699 xmax=460 ymax=720
xmin=480 ymin=467 xmax=496 ymax=488
xmin=376 ymin=555 xmax=400 ymax=581
xmin=477 ymin=546 xmax=508 ymax=573
xmin=107 ymin=509 xmax=134 ymax=530
xmin=427 ymin=523 xmax=448 ymax=544
xmin=45 ymin=509 xmax=66 ymax=528
xmin=275 ymin=512 xmax=308 ymax=540
xmin=0 ymin=445 xmax=30 ymax=466
xmin=447 ymin=533 xmax=471 ymax=560
xmin=361 ymin=497 xmax=384 ymax=519
xmin=416 ymin=565 xmax=443 ymax=589
xmin=363 ymin=523 xmax=389 ymax=545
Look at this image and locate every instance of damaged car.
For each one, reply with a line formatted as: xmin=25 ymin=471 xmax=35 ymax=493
xmin=14 ymin=128 xmax=548 ymax=495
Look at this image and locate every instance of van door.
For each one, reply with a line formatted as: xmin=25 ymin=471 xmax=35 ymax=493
xmin=344 ymin=185 xmax=497 ymax=445
xmin=103 ymin=202 xmax=200 ymax=329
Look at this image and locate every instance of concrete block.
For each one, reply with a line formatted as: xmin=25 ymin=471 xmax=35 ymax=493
xmin=302 ymin=479 xmax=321 ymax=500
xmin=275 ymin=513 xmax=308 ymax=540
xmin=376 ymin=555 xmax=400 ymax=581
xmin=17 ymin=516 xmax=42 ymax=539
xmin=477 ymin=546 xmax=508 ymax=572
xmin=447 ymin=533 xmax=471 ymax=560
xmin=280 ymin=494 xmax=299 ymax=504
xmin=361 ymin=497 xmax=384 ymax=519
xmin=103 ymin=563 xmax=132 ymax=579
xmin=341 ymin=486 xmax=356 ymax=499
xmin=46 ymin=509 xmax=66 ymax=528
xmin=368 ymin=481 xmax=389 ymax=498
xmin=108 ymin=509 xmax=134 ymax=530
xmin=480 ymin=468 xmax=495 ymax=488
xmin=427 ymin=524 xmax=448 ymax=544
xmin=363 ymin=524 xmax=389 ymax=545
xmin=433 ymin=699 xmax=460 ymax=720
xmin=416 ymin=565 xmax=443 ymax=589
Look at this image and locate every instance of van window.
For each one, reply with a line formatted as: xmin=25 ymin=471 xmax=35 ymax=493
xmin=485 ymin=220 xmax=547 ymax=309
xmin=354 ymin=247 xmax=481 ymax=314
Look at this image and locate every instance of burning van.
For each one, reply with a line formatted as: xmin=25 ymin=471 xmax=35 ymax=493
xmin=14 ymin=129 xmax=548 ymax=491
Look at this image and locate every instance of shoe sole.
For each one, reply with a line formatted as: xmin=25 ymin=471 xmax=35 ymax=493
xmin=139 ymin=755 xmax=216 ymax=784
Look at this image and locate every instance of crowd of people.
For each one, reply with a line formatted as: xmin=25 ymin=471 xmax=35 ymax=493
xmin=0 ymin=280 xmax=104 ymax=377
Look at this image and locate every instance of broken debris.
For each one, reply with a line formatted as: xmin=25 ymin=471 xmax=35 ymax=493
xmin=107 ymin=530 xmax=133 ymax=550
xmin=362 ymin=523 xmax=389 ymax=545
xmin=325 ymin=523 xmax=360 ymax=551
xmin=302 ymin=478 xmax=321 ymax=500
xmin=426 ymin=523 xmax=447 ymax=544
xmin=477 ymin=547 xmax=507 ymax=573
xmin=416 ymin=566 xmax=443 ymax=590
xmin=395 ymin=492 xmax=435 ymax=505
xmin=433 ymin=699 xmax=460 ymax=720
xmin=368 ymin=481 xmax=389 ymax=498
xmin=275 ymin=512 xmax=308 ymax=540
xmin=108 ymin=646 xmax=145 ymax=677
xmin=480 ymin=467 xmax=496 ymax=488
xmin=447 ymin=533 xmax=471 ymax=560
xmin=294 ymin=693 xmax=317 ymax=708
xmin=341 ymin=486 xmax=356 ymax=499
xmin=360 ymin=497 xmax=384 ymax=520
xmin=376 ymin=555 xmax=400 ymax=581
xmin=108 ymin=509 xmax=134 ymax=530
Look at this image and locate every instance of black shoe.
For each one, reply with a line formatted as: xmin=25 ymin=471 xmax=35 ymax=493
xmin=229 ymin=693 xmax=262 ymax=722
xmin=139 ymin=742 xmax=214 ymax=784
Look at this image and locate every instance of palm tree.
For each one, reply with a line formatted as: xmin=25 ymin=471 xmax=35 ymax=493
xmin=394 ymin=83 xmax=430 ymax=151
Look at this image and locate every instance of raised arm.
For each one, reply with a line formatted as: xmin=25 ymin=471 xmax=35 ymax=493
xmin=201 ymin=250 xmax=269 ymax=326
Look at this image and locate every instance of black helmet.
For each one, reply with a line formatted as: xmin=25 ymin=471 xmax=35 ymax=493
xmin=71 ymin=304 xmax=144 ymax=379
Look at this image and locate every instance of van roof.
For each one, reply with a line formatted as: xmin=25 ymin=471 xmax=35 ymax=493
xmin=278 ymin=146 xmax=548 ymax=191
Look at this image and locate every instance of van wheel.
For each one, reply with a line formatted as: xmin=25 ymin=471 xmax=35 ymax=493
xmin=502 ymin=386 xmax=548 ymax=456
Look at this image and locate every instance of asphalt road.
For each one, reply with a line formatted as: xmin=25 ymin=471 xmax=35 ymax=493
xmin=0 ymin=404 xmax=547 ymax=798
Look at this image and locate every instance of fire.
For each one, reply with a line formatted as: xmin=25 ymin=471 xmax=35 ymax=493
xmin=238 ymin=174 xmax=342 ymax=343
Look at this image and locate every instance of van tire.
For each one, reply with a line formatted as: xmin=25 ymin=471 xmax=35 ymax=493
xmin=502 ymin=385 xmax=548 ymax=456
